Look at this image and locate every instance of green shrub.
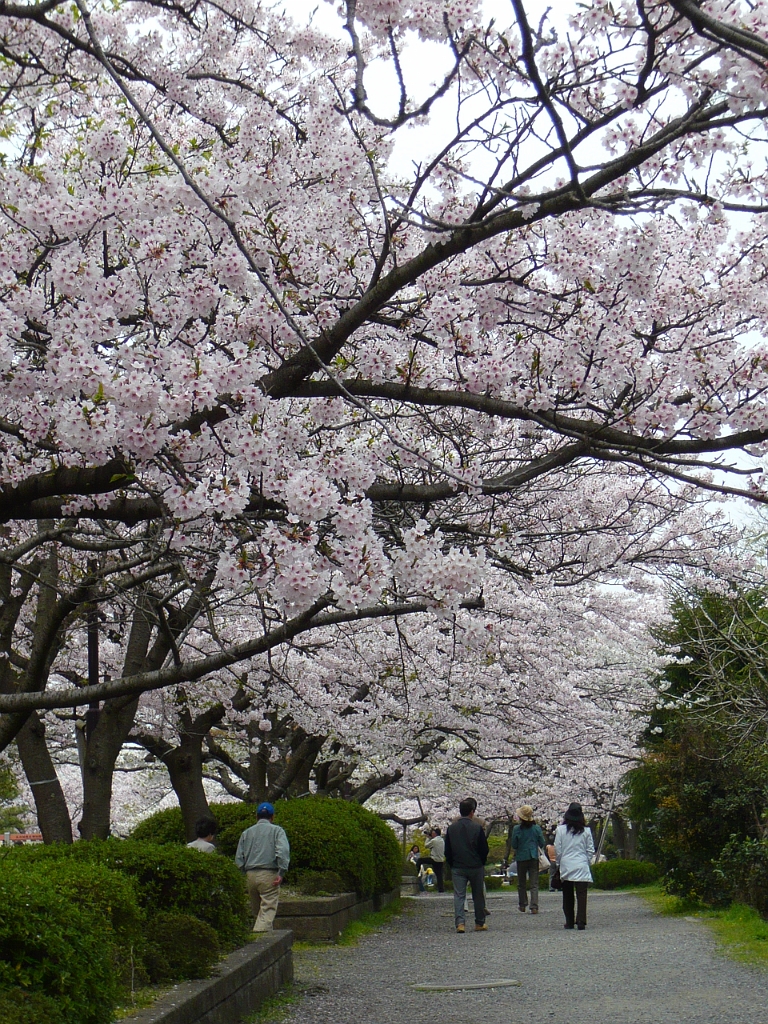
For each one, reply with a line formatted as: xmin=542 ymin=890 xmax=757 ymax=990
xmin=342 ymin=802 xmax=401 ymax=894
xmin=717 ymin=836 xmax=768 ymax=915
xmin=402 ymin=859 xmax=418 ymax=876
xmin=292 ymin=869 xmax=346 ymax=895
xmin=274 ymin=797 xmax=374 ymax=896
xmin=6 ymin=839 xmax=249 ymax=949
xmin=130 ymin=802 xmax=256 ymax=857
xmin=0 ymin=988 xmax=67 ymax=1024
xmin=0 ymin=862 xmax=117 ymax=1024
xmin=131 ymin=797 xmax=401 ymax=897
xmin=591 ymin=858 xmax=659 ymax=889
xmin=143 ymin=912 xmax=220 ymax=982
xmin=485 ymin=875 xmax=505 ymax=890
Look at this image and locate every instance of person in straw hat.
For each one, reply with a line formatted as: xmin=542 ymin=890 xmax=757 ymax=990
xmin=511 ymin=805 xmax=546 ymax=915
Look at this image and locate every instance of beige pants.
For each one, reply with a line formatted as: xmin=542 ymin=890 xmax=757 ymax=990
xmin=246 ymin=869 xmax=281 ymax=932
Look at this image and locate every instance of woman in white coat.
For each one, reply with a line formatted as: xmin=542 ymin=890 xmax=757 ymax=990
xmin=554 ymin=802 xmax=595 ymax=930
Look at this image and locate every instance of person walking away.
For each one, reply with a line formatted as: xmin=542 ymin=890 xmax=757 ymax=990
xmin=187 ymin=816 xmax=218 ymax=853
xmin=235 ymin=802 xmax=291 ymax=933
xmin=545 ymin=834 xmax=558 ymax=891
xmin=425 ymin=827 xmax=446 ymax=892
xmin=555 ymin=802 xmax=594 ymax=930
xmin=511 ymin=805 xmax=546 ymax=914
xmin=445 ymin=799 xmax=489 ymax=932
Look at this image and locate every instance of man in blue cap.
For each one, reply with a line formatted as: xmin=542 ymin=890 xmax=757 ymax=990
xmin=235 ymin=802 xmax=291 ymax=932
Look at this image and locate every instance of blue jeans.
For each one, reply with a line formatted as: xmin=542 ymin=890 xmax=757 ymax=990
xmin=451 ymin=866 xmax=486 ymax=926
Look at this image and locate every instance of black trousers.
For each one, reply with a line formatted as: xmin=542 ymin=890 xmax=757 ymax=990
xmin=433 ymin=861 xmax=445 ymax=892
xmin=561 ymin=880 xmax=589 ymax=927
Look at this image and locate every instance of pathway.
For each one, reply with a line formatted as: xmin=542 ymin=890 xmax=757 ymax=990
xmin=281 ymin=889 xmax=768 ymax=1024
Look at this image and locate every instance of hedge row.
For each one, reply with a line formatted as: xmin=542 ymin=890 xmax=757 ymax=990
xmin=0 ymin=841 xmax=250 ymax=1023
xmin=132 ymin=796 xmax=402 ymax=897
xmin=591 ymin=858 xmax=660 ymax=889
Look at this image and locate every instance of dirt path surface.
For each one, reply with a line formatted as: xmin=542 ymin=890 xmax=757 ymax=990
xmin=281 ymin=890 xmax=768 ymax=1024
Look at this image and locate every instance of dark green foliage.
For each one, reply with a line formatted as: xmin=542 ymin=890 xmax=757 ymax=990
xmin=484 ymin=875 xmax=505 ymax=890
xmin=274 ymin=797 xmax=398 ymax=896
xmin=143 ymin=912 xmax=220 ymax=982
xmin=9 ymin=839 xmax=250 ymax=947
xmin=716 ymin=836 xmax=768 ymax=915
xmin=340 ymin=801 xmax=402 ymax=894
xmin=624 ymin=587 xmax=768 ymax=907
xmin=0 ymin=862 xmax=118 ymax=1024
xmin=291 ymin=869 xmax=346 ymax=895
xmin=132 ymin=797 xmax=401 ymax=895
xmin=130 ymin=801 xmax=256 ymax=857
xmin=591 ymin=858 xmax=659 ymax=889
xmin=0 ymin=988 xmax=67 ymax=1024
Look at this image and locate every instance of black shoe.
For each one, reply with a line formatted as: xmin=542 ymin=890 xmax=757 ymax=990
xmin=577 ymin=924 xmax=586 ymax=930
xmin=564 ymin=924 xmax=574 ymax=929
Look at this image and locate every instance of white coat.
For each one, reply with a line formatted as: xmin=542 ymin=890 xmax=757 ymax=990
xmin=554 ymin=823 xmax=594 ymax=882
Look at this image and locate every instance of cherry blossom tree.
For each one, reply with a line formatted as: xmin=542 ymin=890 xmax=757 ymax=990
xmin=1 ymin=0 xmax=768 ymax=833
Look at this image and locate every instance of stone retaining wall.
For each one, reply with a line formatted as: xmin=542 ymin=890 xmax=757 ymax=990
xmin=273 ymin=887 xmax=399 ymax=941
xmin=122 ymin=930 xmax=293 ymax=1024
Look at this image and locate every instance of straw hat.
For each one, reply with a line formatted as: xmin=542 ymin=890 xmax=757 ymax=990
xmin=516 ymin=805 xmax=534 ymax=822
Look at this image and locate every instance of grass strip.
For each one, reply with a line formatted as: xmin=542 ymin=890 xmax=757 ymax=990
xmin=639 ymin=884 xmax=768 ymax=968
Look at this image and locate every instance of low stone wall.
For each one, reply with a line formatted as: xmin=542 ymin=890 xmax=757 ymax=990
xmin=400 ymin=874 xmax=420 ymax=896
xmin=123 ymin=930 xmax=293 ymax=1024
xmin=274 ymin=887 xmax=399 ymax=941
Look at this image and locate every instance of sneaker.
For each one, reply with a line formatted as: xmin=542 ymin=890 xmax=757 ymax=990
xmin=530 ymin=908 xmax=538 ymax=914
xmin=456 ymin=923 xmax=465 ymax=933
xmin=518 ymin=906 xmax=526 ymax=913
xmin=474 ymin=923 xmax=488 ymax=931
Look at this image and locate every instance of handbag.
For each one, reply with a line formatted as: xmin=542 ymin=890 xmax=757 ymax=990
xmin=551 ymin=866 xmax=563 ymax=890
xmin=538 ymin=849 xmax=551 ymax=871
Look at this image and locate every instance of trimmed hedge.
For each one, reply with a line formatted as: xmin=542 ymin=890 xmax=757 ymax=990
xmin=132 ymin=797 xmax=402 ymax=897
xmin=591 ymin=858 xmax=660 ymax=889
xmin=7 ymin=839 xmax=250 ymax=948
xmin=0 ymin=861 xmax=118 ymax=1024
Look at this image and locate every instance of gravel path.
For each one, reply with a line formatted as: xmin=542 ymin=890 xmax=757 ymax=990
xmin=281 ymin=889 xmax=768 ymax=1024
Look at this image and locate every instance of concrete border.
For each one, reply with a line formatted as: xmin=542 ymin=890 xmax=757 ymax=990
xmin=274 ymin=888 xmax=400 ymax=941
xmin=122 ymin=930 xmax=293 ymax=1024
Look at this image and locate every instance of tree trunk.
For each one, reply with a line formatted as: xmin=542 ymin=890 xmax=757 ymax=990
xmin=611 ymin=811 xmax=627 ymax=858
xmin=78 ymin=598 xmax=150 ymax=840
xmin=165 ymin=737 xmax=213 ymax=842
xmin=15 ymin=713 xmax=72 ymax=843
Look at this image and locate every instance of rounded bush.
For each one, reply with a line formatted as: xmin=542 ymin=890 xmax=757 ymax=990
xmin=143 ymin=912 xmax=220 ymax=982
xmin=341 ymin=801 xmax=401 ymax=895
xmin=0 ymin=862 xmax=117 ymax=1024
xmin=591 ymin=858 xmax=659 ymax=889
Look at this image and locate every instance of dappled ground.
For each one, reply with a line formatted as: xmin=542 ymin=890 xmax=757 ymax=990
xmin=283 ymin=890 xmax=768 ymax=1024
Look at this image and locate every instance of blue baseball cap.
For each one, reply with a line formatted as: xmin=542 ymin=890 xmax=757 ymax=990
xmin=257 ymin=802 xmax=275 ymax=817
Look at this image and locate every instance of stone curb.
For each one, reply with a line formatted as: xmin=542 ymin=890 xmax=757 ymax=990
xmin=122 ymin=930 xmax=293 ymax=1024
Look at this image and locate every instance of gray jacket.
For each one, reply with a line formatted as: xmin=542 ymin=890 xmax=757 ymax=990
xmin=235 ymin=819 xmax=291 ymax=877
